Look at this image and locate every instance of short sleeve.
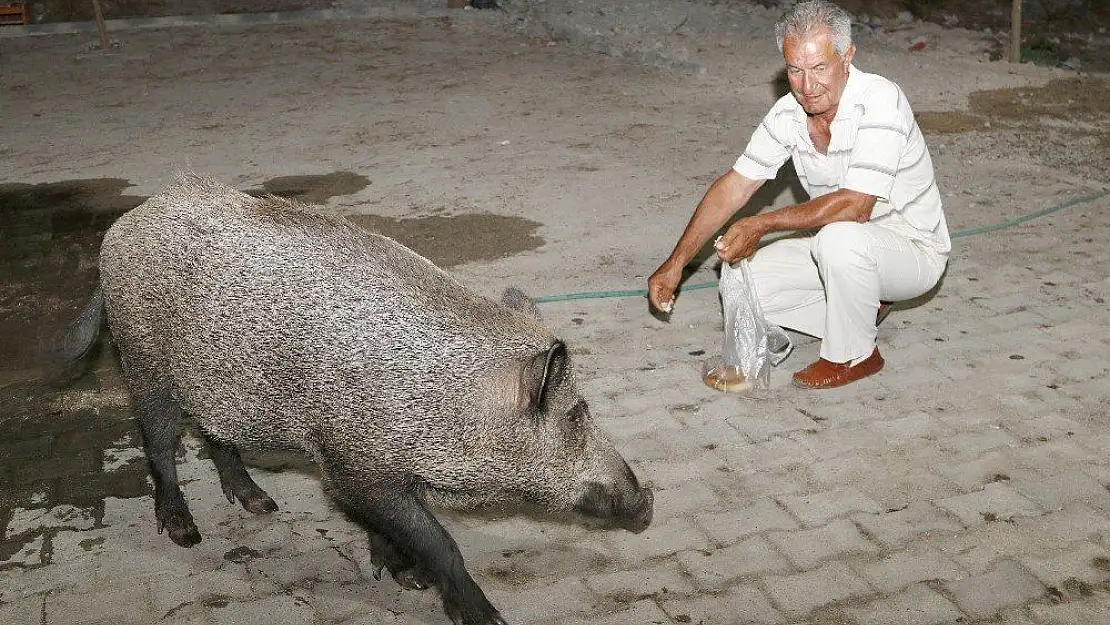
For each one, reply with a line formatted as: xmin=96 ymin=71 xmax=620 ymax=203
xmin=733 ymin=107 xmax=793 ymax=181
xmin=842 ymin=83 xmax=909 ymax=200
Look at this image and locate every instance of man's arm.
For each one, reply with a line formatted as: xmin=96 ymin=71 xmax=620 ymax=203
xmin=713 ymin=188 xmax=876 ymax=264
xmin=647 ymin=169 xmax=765 ymax=312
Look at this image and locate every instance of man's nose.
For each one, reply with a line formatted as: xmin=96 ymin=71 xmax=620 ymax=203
xmin=802 ymin=73 xmax=816 ymax=94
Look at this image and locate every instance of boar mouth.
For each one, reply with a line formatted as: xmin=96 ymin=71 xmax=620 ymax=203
xmin=573 ymin=483 xmax=654 ymax=533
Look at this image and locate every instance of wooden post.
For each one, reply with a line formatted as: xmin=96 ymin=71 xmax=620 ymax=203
xmin=1009 ymin=0 xmax=1022 ymax=63
xmin=91 ymin=0 xmax=110 ymax=50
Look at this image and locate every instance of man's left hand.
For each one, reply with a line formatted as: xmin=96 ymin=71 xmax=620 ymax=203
xmin=714 ymin=217 xmax=766 ymax=264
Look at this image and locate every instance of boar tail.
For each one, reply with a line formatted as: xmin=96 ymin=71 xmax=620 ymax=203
xmin=45 ymin=287 xmax=106 ymax=385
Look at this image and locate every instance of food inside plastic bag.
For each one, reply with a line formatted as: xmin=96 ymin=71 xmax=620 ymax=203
xmin=702 ymin=258 xmax=788 ymax=393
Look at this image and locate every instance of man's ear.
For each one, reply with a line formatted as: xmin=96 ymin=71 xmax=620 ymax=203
xmin=520 ymin=341 xmax=568 ymax=420
xmin=842 ymin=44 xmax=856 ymax=67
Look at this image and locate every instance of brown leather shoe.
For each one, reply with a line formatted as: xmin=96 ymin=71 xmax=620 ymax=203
xmin=792 ymin=348 xmax=884 ymax=389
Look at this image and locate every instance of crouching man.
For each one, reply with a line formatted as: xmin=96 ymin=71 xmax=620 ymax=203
xmin=648 ymin=0 xmax=950 ymax=389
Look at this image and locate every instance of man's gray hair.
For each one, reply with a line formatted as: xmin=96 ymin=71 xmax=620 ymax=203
xmin=774 ymin=0 xmax=853 ymax=56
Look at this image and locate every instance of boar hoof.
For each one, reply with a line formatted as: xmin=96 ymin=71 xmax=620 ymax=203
xmin=369 ymin=532 xmax=433 ymax=590
xmin=221 ymin=482 xmax=279 ymax=514
xmin=444 ymin=599 xmax=506 ymax=625
xmin=158 ymin=512 xmax=202 ymax=547
xmin=393 ymin=567 xmax=434 ymax=591
xmin=241 ymin=493 xmax=279 ymax=515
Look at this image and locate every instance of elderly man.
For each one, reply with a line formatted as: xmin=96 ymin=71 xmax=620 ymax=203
xmin=648 ymin=0 xmax=950 ymax=390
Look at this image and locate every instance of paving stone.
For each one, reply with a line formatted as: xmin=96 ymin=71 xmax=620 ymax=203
xmin=1003 ymin=414 xmax=1092 ymax=442
xmin=246 ymin=544 xmax=363 ymax=588
xmin=660 ymin=584 xmax=784 ymax=624
xmin=544 ymin=598 xmax=672 ymax=625
xmin=1010 ymin=470 xmax=1110 ymax=511
xmin=866 ymin=412 xmax=953 ymax=445
xmin=620 ymin=427 xmax=704 ymax=463
xmin=1011 ymin=440 xmax=1101 ymax=474
xmin=934 ymin=482 xmax=1043 ymax=526
xmin=944 ymin=559 xmax=1048 ymax=619
xmin=677 ymin=535 xmax=793 ymax=590
xmin=44 ymin=582 xmax=154 ymax=625
xmin=650 ymin=479 xmax=727 ymax=518
xmin=716 ymin=436 xmax=815 ymax=473
xmin=776 ymin=488 xmax=883 ymax=527
xmin=762 ymin=561 xmax=874 ymax=620
xmin=789 ymin=402 xmax=890 ymax=427
xmin=932 ymin=449 xmax=1023 ymax=491
xmin=936 ymin=427 xmax=1022 ymax=458
xmin=808 ymin=453 xmax=875 ymax=489
xmin=636 ymin=453 xmax=740 ymax=490
xmin=488 ymin=577 xmax=600 ymax=625
xmin=607 ymin=514 xmax=713 ymax=564
xmin=851 ymin=503 xmax=964 ymax=550
xmin=738 ymin=463 xmax=815 ymax=498
xmin=1028 ymin=592 xmax=1110 ymax=625
xmin=583 ymin=561 xmax=696 ymax=600
xmin=210 ymin=594 xmax=315 ymax=625
xmin=601 ymin=406 xmax=685 ymax=441
xmin=149 ymin=567 xmax=262 ymax=618
xmin=725 ymin=408 xmax=819 ymax=443
xmin=846 ymin=583 xmax=966 ymax=625
xmin=1017 ymin=541 xmax=1110 ymax=590
xmin=0 ymin=594 xmax=43 ymax=625
xmin=767 ymin=518 xmax=879 ymax=570
xmin=1 ymin=533 xmax=45 ymax=567
xmin=859 ymin=546 xmax=967 ymax=593
xmin=667 ymin=404 xmax=758 ymax=453
xmin=695 ymin=498 xmax=800 ymax=545
xmin=876 ymin=367 xmax=952 ymax=394
xmin=856 ymin=468 xmax=964 ymax=512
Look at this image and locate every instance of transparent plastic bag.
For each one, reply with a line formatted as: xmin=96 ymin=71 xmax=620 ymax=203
xmin=702 ymin=258 xmax=788 ymax=393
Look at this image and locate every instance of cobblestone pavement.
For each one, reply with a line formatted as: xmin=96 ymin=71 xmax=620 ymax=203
xmin=2 ymin=3 xmax=1110 ymax=625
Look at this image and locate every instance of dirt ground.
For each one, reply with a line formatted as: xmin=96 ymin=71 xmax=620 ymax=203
xmin=30 ymin=0 xmax=1110 ymax=69
xmin=2 ymin=1 xmax=1110 ymax=622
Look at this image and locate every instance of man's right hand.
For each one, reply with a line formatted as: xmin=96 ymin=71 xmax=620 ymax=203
xmin=647 ymin=262 xmax=682 ymax=314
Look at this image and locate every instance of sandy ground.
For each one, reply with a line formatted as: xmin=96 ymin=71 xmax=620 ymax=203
xmin=2 ymin=1 xmax=1110 ymax=624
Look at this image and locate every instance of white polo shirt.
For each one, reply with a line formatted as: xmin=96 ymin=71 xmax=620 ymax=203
xmin=733 ymin=65 xmax=950 ymax=254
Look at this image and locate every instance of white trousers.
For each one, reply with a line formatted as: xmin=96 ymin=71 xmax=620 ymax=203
xmin=730 ymin=221 xmax=948 ymax=364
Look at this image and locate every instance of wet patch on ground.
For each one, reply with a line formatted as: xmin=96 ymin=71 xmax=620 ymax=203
xmin=0 ymin=392 xmax=148 ymax=569
xmin=916 ymin=77 xmax=1110 ymax=181
xmin=919 ymin=77 xmax=1110 ymax=134
xmin=347 ymin=213 xmax=544 ymax=268
xmin=243 ymin=171 xmax=370 ymax=205
xmin=0 ymin=179 xmax=145 ymax=370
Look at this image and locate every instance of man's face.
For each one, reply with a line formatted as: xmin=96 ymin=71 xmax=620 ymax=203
xmin=783 ymin=28 xmax=855 ymax=118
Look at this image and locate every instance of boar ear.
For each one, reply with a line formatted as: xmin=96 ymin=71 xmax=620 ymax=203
xmin=521 ymin=341 xmax=568 ymax=419
xmin=501 ymin=286 xmax=543 ymax=322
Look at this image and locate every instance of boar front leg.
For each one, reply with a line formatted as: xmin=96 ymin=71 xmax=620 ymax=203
xmin=316 ymin=453 xmax=505 ymax=625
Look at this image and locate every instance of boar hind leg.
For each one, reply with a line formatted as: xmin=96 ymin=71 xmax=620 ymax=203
xmin=368 ymin=529 xmax=435 ymax=590
xmin=126 ymin=366 xmax=201 ymax=547
xmin=203 ymin=434 xmax=279 ymax=515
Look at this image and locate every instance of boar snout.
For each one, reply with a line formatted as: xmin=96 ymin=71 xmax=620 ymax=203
xmin=573 ymin=459 xmax=653 ymax=533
